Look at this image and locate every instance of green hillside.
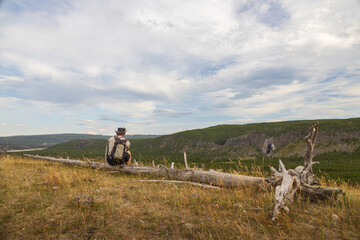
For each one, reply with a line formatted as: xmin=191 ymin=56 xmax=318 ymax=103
xmin=19 ymin=118 xmax=360 ymax=183
xmin=130 ymin=118 xmax=360 ymax=161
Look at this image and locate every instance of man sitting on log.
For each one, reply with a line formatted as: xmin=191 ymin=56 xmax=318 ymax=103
xmin=107 ymin=127 xmax=131 ymax=166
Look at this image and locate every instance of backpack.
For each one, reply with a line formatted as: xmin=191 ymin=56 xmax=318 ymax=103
xmin=109 ymin=137 xmax=127 ymax=161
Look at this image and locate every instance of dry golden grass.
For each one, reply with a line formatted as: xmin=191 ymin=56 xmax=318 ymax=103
xmin=1 ymin=155 xmax=360 ymax=239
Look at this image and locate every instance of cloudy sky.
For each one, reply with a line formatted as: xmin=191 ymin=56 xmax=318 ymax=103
xmin=1 ymin=0 xmax=360 ymax=136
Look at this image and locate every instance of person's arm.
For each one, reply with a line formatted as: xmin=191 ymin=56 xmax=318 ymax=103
xmin=108 ymin=137 xmax=114 ymax=154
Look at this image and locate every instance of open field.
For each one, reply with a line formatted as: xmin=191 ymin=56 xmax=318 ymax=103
xmin=1 ymin=155 xmax=360 ymax=239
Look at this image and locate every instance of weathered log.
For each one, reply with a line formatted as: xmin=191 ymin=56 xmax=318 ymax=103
xmin=268 ymin=122 xmax=344 ymax=221
xmin=299 ymin=185 xmax=344 ymax=202
xmin=23 ymin=154 xmax=265 ymax=189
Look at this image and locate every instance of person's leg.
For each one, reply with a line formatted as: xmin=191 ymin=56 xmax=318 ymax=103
xmin=124 ymin=151 xmax=131 ymax=166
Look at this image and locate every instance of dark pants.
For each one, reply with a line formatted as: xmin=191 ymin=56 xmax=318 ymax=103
xmin=106 ymin=152 xmax=130 ymax=166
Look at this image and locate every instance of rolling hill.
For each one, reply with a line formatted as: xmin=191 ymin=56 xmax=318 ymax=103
xmin=11 ymin=118 xmax=360 ymax=182
xmin=130 ymin=118 xmax=360 ymax=161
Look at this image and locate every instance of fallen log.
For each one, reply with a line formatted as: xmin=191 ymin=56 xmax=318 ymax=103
xmin=299 ymin=185 xmax=344 ymax=202
xmin=23 ymin=154 xmax=265 ymax=189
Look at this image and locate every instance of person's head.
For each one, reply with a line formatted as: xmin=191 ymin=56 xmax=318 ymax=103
xmin=115 ymin=127 xmax=127 ymax=136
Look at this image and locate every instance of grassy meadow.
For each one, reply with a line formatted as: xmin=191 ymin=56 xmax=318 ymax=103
xmin=1 ymin=155 xmax=360 ymax=239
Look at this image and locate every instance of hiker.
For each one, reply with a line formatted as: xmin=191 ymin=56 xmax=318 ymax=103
xmin=107 ymin=127 xmax=131 ymax=166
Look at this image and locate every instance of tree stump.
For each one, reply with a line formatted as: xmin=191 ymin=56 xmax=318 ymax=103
xmin=266 ymin=122 xmax=344 ymax=221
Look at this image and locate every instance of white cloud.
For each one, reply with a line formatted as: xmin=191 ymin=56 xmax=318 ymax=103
xmin=0 ymin=75 xmax=24 ymax=86
xmin=0 ymin=0 xmax=359 ymax=135
xmin=79 ymin=119 xmax=95 ymax=125
xmin=0 ymin=97 xmax=21 ymax=109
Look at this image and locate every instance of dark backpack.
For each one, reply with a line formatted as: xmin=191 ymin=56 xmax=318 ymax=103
xmin=109 ymin=137 xmax=127 ymax=162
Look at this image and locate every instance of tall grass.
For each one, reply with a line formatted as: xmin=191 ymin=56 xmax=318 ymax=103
xmin=1 ymin=155 xmax=360 ymax=239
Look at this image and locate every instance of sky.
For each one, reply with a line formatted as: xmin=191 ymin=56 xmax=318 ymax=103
xmin=0 ymin=0 xmax=360 ymax=136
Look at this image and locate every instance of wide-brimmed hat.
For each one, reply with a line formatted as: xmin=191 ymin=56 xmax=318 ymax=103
xmin=115 ymin=127 xmax=127 ymax=134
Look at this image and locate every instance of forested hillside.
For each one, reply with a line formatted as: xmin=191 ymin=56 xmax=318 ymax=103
xmin=131 ymin=118 xmax=360 ymax=161
xmin=19 ymin=118 xmax=360 ymax=183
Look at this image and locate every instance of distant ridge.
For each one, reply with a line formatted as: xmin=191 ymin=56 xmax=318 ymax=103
xmin=0 ymin=133 xmax=160 ymax=150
